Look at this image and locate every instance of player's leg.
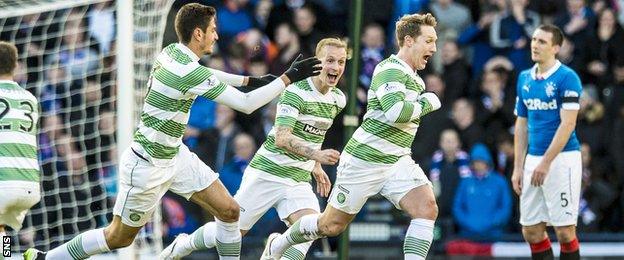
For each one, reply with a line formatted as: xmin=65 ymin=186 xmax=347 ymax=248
xmin=264 ymin=205 xmax=355 ymax=260
xmin=263 ymin=156 xmax=383 ymax=259
xmin=274 ymin=181 xmax=323 ymax=260
xmin=520 ymin=154 xmax=554 ymax=260
xmin=381 ymin=157 xmax=436 ymax=260
xmin=522 ymin=223 xmax=551 ymax=260
xmin=167 ymin=146 xmax=241 ymax=259
xmin=34 ymin=149 xmax=163 ymax=260
xmin=545 ymin=151 xmax=582 ymax=260
xmin=554 ymin=225 xmax=579 ymax=260
xmin=162 ymin=170 xmax=283 ymax=259
xmin=280 ymin=209 xmax=318 ymax=260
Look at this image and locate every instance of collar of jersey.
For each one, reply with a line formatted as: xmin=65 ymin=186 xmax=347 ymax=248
xmin=175 ymin=42 xmax=201 ymax=62
xmin=308 ymin=77 xmax=333 ymax=96
xmin=531 ymin=59 xmax=561 ymax=80
xmin=0 ymin=80 xmax=18 ymax=85
xmin=390 ymin=54 xmax=418 ymax=76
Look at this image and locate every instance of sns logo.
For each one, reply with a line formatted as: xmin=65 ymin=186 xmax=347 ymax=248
xmin=524 ymin=98 xmax=557 ymax=110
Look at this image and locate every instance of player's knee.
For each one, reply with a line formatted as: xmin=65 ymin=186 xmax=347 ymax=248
xmin=318 ymin=219 xmax=347 ymax=237
xmin=522 ymin=227 xmax=546 ymax=243
xmin=217 ymin=202 xmax=240 ymax=222
xmin=409 ymin=198 xmax=438 ymax=220
xmin=423 ymin=199 xmax=438 ymax=220
xmin=104 ymin=230 xmax=136 ymax=249
xmin=554 ymin=227 xmax=576 ymax=243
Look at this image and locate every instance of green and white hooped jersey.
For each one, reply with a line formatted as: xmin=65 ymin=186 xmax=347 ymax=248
xmin=344 ymin=54 xmax=426 ymax=165
xmin=249 ymin=78 xmax=345 ymax=182
xmin=133 ymin=43 xmax=228 ymax=165
xmin=0 ymin=80 xmax=39 ymax=182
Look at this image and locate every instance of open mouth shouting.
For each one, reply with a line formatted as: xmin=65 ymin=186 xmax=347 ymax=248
xmin=327 ymin=72 xmax=339 ymax=83
xmin=423 ymin=54 xmax=432 ymax=64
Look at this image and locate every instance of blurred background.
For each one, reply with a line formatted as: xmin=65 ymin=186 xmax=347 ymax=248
xmin=1 ymin=0 xmax=624 ymax=258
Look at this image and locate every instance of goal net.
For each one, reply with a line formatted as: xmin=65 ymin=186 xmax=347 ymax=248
xmin=0 ymin=0 xmax=174 ymax=256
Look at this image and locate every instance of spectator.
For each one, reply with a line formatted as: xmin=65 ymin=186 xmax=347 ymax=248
xmin=220 ymin=133 xmax=257 ymax=195
xmin=475 ymin=68 xmax=516 ymax=147
xmin=582 ymin=8 xmax=624 ymax=90
xmin=452 ymin=143 xmax=512 ymax=241
xmin=577 ymin=86 xmax=607 ymax=156
xmin=412 ymin=74 xmax=455 ymax=165
xmin=269 ymin=23 xmax=302 ymax=76
xmin=294 ymin=4 xmax=324 ymax=57
xmin=451 ymin=98 xmax=484 ymax=150
xmin=193 ymin=104 xmax=242 ymax=171
xmin=554 ymin=0 xmax=596 ymax=64
xmin=265 ymin=0 xmax=305 ymax=43
xmin=489 ymin=0 xmax=540 ymax=70
xmin=457 ymin=4 xmax=498 ymax=77
xmin=428 ymin=0 xmax=472 ymax=72
xmin=440 ymin=40 xmax=470 ymax=104
xmin=253 ymin=0 xmax=273 ymax=30
xmin=429 ymin=129 xmax=471 ymax=229
xmin=358 ymin=23 xmax=387 ymax=115
xmin=216 ymin=0 xmax=254 ymax=49
xmin=88 ymin=1 xmax=115 ymax=55
xmin=46 ymin=8 xmax=100 ymax=80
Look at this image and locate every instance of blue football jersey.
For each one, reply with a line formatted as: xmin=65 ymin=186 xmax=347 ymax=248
xmin=514 ymin=61 xmax=582 ymax=156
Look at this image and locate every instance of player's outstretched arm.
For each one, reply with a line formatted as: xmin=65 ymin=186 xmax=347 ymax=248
xmin=274 ymin=126 xmax=340 ymax=165
xmin=211 ymin=55 xmax=320 ymax=114
xmin=209 ymin=68 xmax=278 ymax=88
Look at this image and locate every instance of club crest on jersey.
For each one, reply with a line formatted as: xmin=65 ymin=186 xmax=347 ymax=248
xmin=303 ymin=123 xmax=326 ymax=136
xmin=545 ymin=82 xmax=556 ymax=97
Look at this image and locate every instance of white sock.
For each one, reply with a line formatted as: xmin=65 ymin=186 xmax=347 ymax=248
xmin=46 ymin=228 xmax=110 ymax=260
xmin=404 ymin=219 xmax=435 ymax=260
xmin=280 ymin=241 xmax=313 ymax=260
xmin=215 ymin=219 xmax=241 ymax=260
xmin=189 ymin=221 xmax=217 ymax=250
xmin=271 ymin=214 xmax=322 ymax=256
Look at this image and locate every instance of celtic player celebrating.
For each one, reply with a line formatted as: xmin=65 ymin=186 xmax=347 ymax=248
xmin=25 ymin=3 xmax=320 ymax=260
xmin=262 ymin=13 xmax=442 ymax=260
xmin=160 ymin=38 xmax=346 ymax=260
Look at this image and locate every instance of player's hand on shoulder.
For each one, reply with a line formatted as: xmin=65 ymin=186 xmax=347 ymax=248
xmin=313 ymin=149 xmax=340 ymax=165
xmin=283 ymin=54 xmax=322 ymax=83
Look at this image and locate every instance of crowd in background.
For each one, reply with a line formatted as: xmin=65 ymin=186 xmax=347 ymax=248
xmin=2 ymin=0 xmax=624 ymax=255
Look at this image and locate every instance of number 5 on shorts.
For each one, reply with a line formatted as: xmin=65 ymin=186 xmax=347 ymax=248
xmin=560 ymin=192 xmax=568 ymax=207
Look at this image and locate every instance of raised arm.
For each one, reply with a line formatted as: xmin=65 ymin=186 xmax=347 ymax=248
xmin=190 ymin=55 xmax=321 ymax=114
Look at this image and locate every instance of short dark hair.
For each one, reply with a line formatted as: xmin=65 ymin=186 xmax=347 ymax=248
xmin=175 ymin=3 xmax=216 ymax=44
xmin=0 ymin=41 xmax=18 ymax=76
xmin=537 ymin=24 xmax=564 ymax=46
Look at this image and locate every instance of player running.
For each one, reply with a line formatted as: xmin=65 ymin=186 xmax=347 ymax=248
xmin=0 ymin=41 xmax=41 ymax=243
xmin=24 ymin=3 xmax=320 ymax=260
xmin=159 ymin=37 xmax=347 ymax=260
xmin=262 ymin=13 xmax=442 ymax=260
xmin=512 ymin=24 xmax=582 ymax=260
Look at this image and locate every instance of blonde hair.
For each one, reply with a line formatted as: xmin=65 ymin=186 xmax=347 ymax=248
xmin=315 ymin=37 xmax=347 ymax=57
xmin=395 ymin=13 xmax=437 ymax=47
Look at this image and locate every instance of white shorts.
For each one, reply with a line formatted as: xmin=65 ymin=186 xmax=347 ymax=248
xmin=328 ymin=154 xmax=431 ymax=215
xmin=0 ymin=181 xmax=40 ymax=231
xmin=520 ymin=150 xmax=582 ymax=227
xmin=113 ymin=144 xmax=218 ymax=227
xmin=234 ymin=168 xmax=320 ymax=230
